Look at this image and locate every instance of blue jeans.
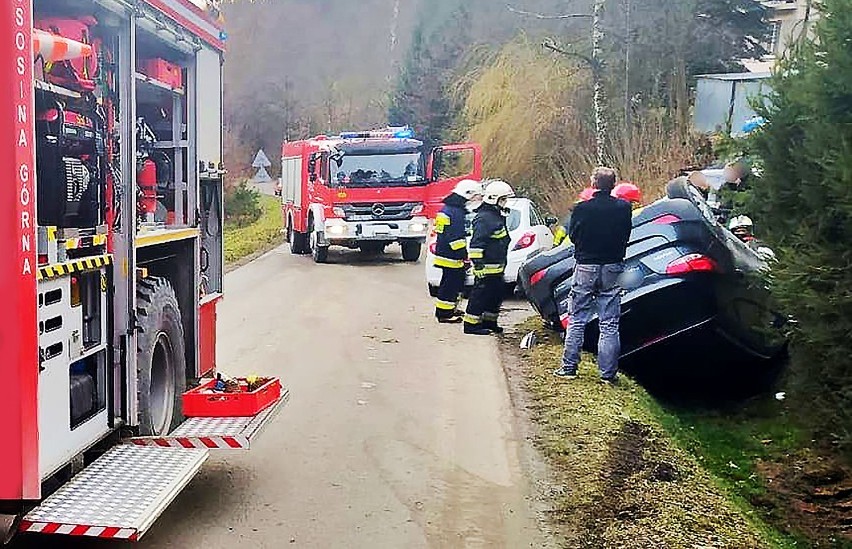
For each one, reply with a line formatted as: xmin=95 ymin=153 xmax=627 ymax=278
xmin=561 ymin=263 xmax=624 ymax=379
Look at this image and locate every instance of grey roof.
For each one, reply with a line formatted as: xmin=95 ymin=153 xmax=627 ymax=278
xmin=696 ymin=72 xmax=772 ymax=81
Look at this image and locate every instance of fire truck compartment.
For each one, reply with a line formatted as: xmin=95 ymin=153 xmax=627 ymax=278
xmin=19 ymin=445 xmax=208 ymax=541
xmin=38 ymin=263 xmax=112 ymax=480
xmin=129 ymin=389 xmax=289 ymax=450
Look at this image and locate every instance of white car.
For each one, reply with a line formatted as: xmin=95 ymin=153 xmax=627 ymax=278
xmin=425 ymin=197 xmax=556 ymax=296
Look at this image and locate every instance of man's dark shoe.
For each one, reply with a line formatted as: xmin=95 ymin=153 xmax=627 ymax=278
xmin=464 ymin=324 xmax=492 ymax=336
xmin=437 ymin=316 xmax=463 ymax=324
xmin=553 ymin=367 xmax=578 ymax=379
xmin=599 ymin=376 xmax=619 ymax=386
xmin=482 ymin=322 xmax=504 ymax=334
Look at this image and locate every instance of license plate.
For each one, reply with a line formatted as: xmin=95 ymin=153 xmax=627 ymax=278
xmin=373 ymin=226 xmax=390 ymax=235
xmin=351 ymin=215 xmax=373 ymax=221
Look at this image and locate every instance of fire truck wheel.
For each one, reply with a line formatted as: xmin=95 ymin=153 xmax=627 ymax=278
xmin=289 ymin=225 xmax=308 ymax=255
xmin=309 ymin=217 xmax=329 ymax=263
xmin=401 ymin=241 xmax=422 ymax=262
xmin=136 ymin=277 xmax=187 ymax=437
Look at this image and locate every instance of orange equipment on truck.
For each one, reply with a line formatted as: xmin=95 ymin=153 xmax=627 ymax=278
xmin=281 ymin=128 xmax=481 ymax=263
xmin=0 ymin=0 xmax=286 ymax=543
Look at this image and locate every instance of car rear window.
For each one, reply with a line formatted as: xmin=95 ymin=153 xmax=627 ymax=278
xmin=465 ymin=208 xmax=522 ymax=233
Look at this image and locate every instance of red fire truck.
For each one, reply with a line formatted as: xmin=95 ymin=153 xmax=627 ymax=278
xmin=0 ymin=0 xmax=285 ymax=543
xmin=280 ymin=128 xmax=482 ymax=263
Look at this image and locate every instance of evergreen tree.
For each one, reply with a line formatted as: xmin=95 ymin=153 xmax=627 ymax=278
xmin=603 ymin=0 xmax=768 ymax=113
xmin=388 ymin=3 xmax=471 ymax=148
xmin=749 ymin=0 xmax=852 ymax=454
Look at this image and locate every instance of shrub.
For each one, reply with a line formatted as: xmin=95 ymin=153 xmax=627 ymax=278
xmin=225 ymin=181 xmax=263 ymax=228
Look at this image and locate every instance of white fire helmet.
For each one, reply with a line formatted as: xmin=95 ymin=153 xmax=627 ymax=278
xmin=728 ymin=215 xmax=754 ymax=233
xmin=483 ymin=180 xmax=515 ymax=206
xmin=453 ymin=179 xmax=483 ymax=201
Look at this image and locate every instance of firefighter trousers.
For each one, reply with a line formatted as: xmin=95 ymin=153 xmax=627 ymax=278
xmin=435 ymin=267 xmax=466 ymax=319
xmin=464 ymin=273 xmax=505 ymax=327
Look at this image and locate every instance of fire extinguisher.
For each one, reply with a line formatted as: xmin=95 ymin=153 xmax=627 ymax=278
xmin=136 ymin=117 xmax=158 ymax=221
xmin=138 ymin=157 xmax=158 ymax=217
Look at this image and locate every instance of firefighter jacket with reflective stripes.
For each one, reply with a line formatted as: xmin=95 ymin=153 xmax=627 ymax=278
xmin=468 ymin=203 xmax=510 ymax=276
xmin=434 ymin=193 xmax=469 ymax=269
xmin=554 ymin=212 xmax=572 ymax=246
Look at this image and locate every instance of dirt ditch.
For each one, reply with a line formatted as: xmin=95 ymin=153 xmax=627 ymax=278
xmin=499 ymin=323 xmax=778 ymax=548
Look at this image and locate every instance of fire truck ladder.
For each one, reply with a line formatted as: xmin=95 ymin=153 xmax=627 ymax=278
xmin=18 ymin=393 xmax=287 ymax=541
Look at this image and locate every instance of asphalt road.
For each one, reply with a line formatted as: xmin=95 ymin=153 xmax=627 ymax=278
xmin=15 ymin=245 xmax=542 ymax=548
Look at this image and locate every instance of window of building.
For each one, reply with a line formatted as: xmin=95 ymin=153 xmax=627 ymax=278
xmin=769 ymin=21 xmax=782 ymax=54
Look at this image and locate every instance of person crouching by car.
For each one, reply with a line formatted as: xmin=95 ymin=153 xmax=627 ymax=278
xmin=434 ymin=179 xmax=483 ymax=323
xmin=464 ymin=180 xmax=515 ymax=335
xmin=728 ymin=215 xmax=776 ymax=261
xmin=554 ymin=167 xmax=632 ymax=385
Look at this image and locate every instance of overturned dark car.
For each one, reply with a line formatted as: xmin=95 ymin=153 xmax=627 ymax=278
xmin=519 ymin=180 xmax=789 ymax=374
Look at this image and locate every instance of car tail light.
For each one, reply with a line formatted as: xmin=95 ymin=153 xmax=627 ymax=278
xmin=429 ymin=242 xmax=437 ymax=255
xmin=652 ymin=214 xmax=681 ymax=225
xmin=529 ymin=269 xmax=548 ymax=286
xmin=665 ymin=253 xmax=717 ymax=275
xmin=513 ymin=232 xmax=536 ymax=251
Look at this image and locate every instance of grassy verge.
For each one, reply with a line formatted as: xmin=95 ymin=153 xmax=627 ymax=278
xmin=508 ymin=320 xmax=797 ymax=548
xmin=224 ymin=195 xmax=283 ymax=265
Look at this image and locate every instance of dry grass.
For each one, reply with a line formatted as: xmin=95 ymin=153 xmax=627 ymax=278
xmin=452 ymin=38 xmax=714 ymax=217
xmin=507 ymin=322 xmax=787 ymax=548
xmin=453 ymin=38 xmax=596 ymax=214
xmin=610 ymin=111 xmax=714 ymax=204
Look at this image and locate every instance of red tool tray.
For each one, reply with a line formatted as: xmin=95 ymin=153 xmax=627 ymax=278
xmin=140 ymin=58 xmax=183 ymax=90
xmin=183 ymin=377 xmax=281 ymax=417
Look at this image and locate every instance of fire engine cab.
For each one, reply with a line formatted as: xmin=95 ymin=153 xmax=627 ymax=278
xmin=1 ymin=0 xmax=285 ymax=543
xmin=281 ymin=128 xmax=481 ymax=263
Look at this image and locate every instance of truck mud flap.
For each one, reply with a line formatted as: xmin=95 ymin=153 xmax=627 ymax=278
xmin=19 ymin=445 xmax=207 ymax=541
xmin=128 ymin=390 xmax=289 ymax=450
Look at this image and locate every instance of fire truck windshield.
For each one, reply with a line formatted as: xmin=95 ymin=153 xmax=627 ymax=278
xmin=331 ymin=152 xmax=426 ymax=187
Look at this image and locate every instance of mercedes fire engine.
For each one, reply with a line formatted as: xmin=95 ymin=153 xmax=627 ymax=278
xmin=280 ymin=128 xmax=481 ymax=263
xmin=0 ymin=0 xmax=285 ymax=543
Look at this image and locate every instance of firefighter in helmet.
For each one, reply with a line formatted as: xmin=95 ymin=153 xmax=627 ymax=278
xmin=612 ymin=181 xmax=642 ymax=210
xmin=729 ymin=215 xmax=777 ymax=261
xmin=554 ymin=187 xmax=596 ymax=247
xmin=464 ymin=180 xmax=515 ymax=335
xmin=434 ymin=179 xmax=483 ymax=323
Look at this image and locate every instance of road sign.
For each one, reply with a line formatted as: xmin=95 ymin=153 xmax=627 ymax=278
xmin=252 ymin=149 xmax=271 ymax=169
xmin=252 ymin=166 xmax=272 ymax=183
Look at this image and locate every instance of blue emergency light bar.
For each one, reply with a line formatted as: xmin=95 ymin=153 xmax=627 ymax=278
xmin=338 ymin=126 xmax=415 ymax=140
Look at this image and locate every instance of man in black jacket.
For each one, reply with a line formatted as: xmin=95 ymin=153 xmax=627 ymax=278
xmin=433 ymin=179 xmax=483 ymax=323
xmin=555 ymin=167 xmax=632 ymax=383
xmin=464 ymin=180 xmax=515 ymax=335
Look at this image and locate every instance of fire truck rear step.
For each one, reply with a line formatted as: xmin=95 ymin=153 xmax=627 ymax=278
xmin=128 ymin=390 xmax=289 ymax=450
xmin=19 ymin=445 xmax=207 ymax=541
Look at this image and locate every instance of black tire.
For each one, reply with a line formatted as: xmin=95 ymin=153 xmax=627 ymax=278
xmin=289 ymin=217 xmax=308 ymax=255
xmin=428 ymin=284 xmax=439 ymax=298
xmin=401 ymin=241 xmax=422 ymax=262
xmin=309 ymin=217 xmax=329 ymax=263
xmin=136 ymin=277 xmax=186 ymax=436
xmin=666 ymin=177 xmax=692 ymax=200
